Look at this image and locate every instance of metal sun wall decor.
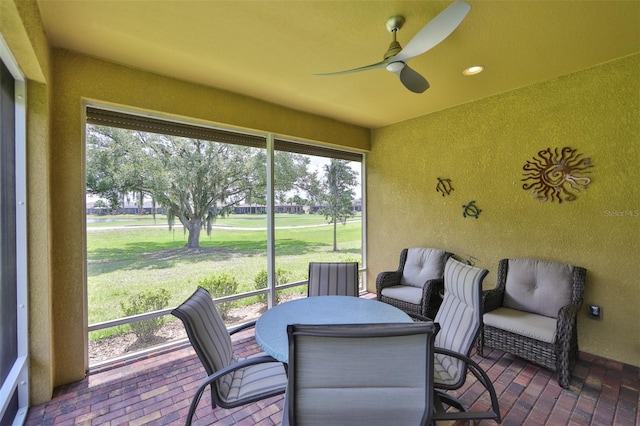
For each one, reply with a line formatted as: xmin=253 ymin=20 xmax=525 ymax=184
xmin=522 ymin=147 xmax=592 ymax=203
xmin=463 ymin=200 xmax=482 ymax=219
xmin=436 ymin=177 xmax=454 ymax=196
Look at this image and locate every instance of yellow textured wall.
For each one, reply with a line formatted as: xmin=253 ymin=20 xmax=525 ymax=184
xmin=50 ymin=49 xmax=370 ymax=386
xmin=367 ymin=54 xmax=640 ymax=366
xmin=26 ymin=81 xmax=53 ymax=405
xmin=2 ymin=0 xmax=54 ymax=405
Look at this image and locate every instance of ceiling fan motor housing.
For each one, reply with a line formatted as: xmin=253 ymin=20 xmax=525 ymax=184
xmin=384 ymin=40 xmax=403 ymax=60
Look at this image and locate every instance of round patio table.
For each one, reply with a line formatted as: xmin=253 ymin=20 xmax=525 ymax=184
xmin=255 ymin=295 xmax=412 ymax=363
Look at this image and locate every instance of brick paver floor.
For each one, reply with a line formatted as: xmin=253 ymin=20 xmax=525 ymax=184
xmin=25 ymin=324 xmax=639 ymax=425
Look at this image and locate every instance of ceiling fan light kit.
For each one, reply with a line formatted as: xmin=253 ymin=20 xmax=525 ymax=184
xmin=315 ymin=1 xmax=471 ymax=94
xmin=386 ymin=62 xmax=405 ymax=73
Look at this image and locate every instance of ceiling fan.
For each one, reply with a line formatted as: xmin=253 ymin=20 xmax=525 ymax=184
xmin=316 ymin=1 xmax=471 ymax=94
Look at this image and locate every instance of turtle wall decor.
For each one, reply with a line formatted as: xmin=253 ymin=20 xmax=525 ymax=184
xmin=522 ymin=147 xmax=592 ymax=203
xmin=436 ymin=177 xmax=454 ymax=196
xmin=462 ymin=200 xmax=481 ymax=219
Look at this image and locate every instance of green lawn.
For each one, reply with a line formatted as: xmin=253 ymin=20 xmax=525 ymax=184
xmin=87 ymin=212 xmax=349 ymax=228
xmin=87 ymin=213 xmax=362 ymax=337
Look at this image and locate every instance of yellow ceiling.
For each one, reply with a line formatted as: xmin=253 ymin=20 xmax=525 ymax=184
xmin=36 ymin=0 xmax=639 ymax=129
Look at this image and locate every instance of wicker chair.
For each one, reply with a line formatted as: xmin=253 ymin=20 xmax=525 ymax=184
xmin=376 ymin=248 xmax=453 ymax=318
xmin=282 ymin=322 xmax=439 ymax=426
xmin=307 ymin=261 xmax=359 ymax=297
xmin=478 ymin=258 xmax=587 ymax=388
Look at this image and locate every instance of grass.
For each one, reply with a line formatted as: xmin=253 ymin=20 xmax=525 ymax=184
xmin=87 ymin=213 xmax=362 ymax=339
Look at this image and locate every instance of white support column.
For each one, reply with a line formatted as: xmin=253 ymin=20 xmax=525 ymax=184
xmin=266 ymin=134 xmax=276 ymax=308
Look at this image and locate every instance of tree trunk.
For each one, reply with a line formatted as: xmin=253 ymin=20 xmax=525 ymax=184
xmin=185 ymin=219 xmax=202 ymax=248
xmin=332 ymin=220 xmax=338 ymax=252
xmin=137 ymin=191 xmax=144 ymax=215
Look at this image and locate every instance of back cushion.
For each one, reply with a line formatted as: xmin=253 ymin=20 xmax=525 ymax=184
xmin=503 ymin=259 xmax=574 ymax=318
xmin=434 ymin=258 xmax=484 ymax=353
xmin=434 ymin=258 xmax=486 ymax=384
xmin=173 ymin=287 xmax=234 ymax=373
xmin=401 ymin=248 xmax=446 ymax=288
xmin=308 ymin=262 xmax=358 ymax=297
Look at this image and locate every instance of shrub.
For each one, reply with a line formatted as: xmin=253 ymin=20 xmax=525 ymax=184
xmin=120 ymin=288 xmax=170 ymax=343
xmin=254 ymin=268 xmax=290 ymax=305
xmin=198 ymin=273 xmax=239 ymax=319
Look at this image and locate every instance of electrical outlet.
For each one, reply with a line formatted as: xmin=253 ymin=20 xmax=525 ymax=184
xmin=587 ymin=304 xmax=602 ymax=320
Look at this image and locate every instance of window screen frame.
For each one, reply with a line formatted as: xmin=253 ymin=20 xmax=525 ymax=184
xmin=84 ymin=104 xmax=365 ymax=316
xmin=0 ymin=34 xmax=29 ymax=425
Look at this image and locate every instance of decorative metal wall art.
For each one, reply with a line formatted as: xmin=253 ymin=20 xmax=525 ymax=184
xmin=462 ymin=200 xmax=482 ymax=219
xmin=522 ymin=147 xmax=592 ymax=203
xmin=436 ymin=177 xmax=454 ymax=196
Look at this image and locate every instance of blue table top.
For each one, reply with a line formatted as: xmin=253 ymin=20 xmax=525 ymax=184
xmin=255 ymin=295 xmax=412 ymax=363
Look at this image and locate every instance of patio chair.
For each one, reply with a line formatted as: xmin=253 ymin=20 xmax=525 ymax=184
xmin=282 ymin=322 xmax=439 ymax=426
xmin=478 ymin=258 xmax=587 ymax=388
xmin=430 ymin=257 xmax=501 ymax=423
xmin=307 ymin=261 xmax=359 ymax=297
xmin=172 ymin=287 xmax=287 ymax=425
xmin=376 ymin=248 xmax=453 ymax=318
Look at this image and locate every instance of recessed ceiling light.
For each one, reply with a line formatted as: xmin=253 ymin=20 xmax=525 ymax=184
xmin=463 ymin=65 xmax=484 ymax=76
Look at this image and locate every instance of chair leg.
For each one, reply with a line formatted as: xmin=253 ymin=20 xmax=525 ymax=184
xmin=435 ymin=390 xmax=468 ymax=412
xmin=556 ymin=337 xmax=573 ymax=388
xmin=433 ymin=391 xmax=475 ymax=426
xmin=557 ymin=352 xmax=570 ymax=388
xmin=477 ymin=329 xmax=484 ymax=357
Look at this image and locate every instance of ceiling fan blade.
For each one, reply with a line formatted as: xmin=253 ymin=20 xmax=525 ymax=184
xmin=394 ymin=1 xmax=471 ymax=62
xmin=314 ymin=60 xmax=388 ymax=76
xmin=398 ymin=65 xmax=430 ymax=93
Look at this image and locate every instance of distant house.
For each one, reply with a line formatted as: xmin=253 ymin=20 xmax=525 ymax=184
xmin=86 ymin=199 xmax=361 ymax=215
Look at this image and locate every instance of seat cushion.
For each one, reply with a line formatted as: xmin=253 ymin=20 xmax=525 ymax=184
xmin=220 ymin=353 xmax=287 ymax=403
xmin=503 ymin=258 xmax=573 ymax=318
xmin=434 ymin=356 xmax=458 ymax=386
xmin=401 ymin=248 xmax=446 ymax=288
xmin=483 ymin=307 xmax=557 ymax=343
xmin=380 ymin=285 xmax=423 ymax=305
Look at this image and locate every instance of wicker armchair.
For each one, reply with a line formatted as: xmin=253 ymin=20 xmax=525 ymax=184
xmin=376 ymin=248 xmax=453 ymax=318
xmin=478 ymin=258 xmax=587 ymax=388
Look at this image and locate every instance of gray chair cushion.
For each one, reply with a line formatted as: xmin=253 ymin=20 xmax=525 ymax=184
xmin=433 ymin=258 xmax=487 ymax=386
xmin=225 ymin=353 xmax=288 ymax=403
xmin=380 ymin=285 xmax=423 ymax=305
xmin=503 ymin=259 xmax=574 ymax=318
xmin=401 ymin=248 xmax=447 ymax=288
xmin=172 ymin=287 xmax=235 ymax=395
xmin=308 ymin=262 xmax=359 ymax=297
xmin=483 ymin=307 xmax=557 ymax=343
